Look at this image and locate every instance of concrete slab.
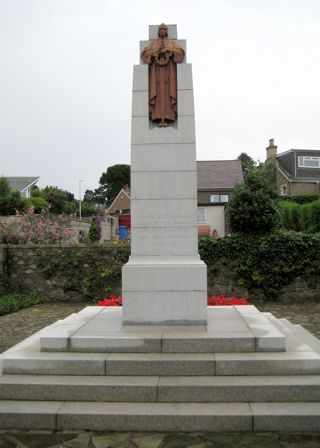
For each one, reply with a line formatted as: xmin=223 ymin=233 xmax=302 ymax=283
xmin=40 ymin=324 xmax=82 ymax=352
xmin=0 ymin=400 xmax=63 ymax=429
xmin=162 ymin=332 xmax=255 ymax=353
xmin=158 ymin=375 xmax=320 ymax=402
xmin=105 ymin=353 xmax=215 ymax=376
xmin=70 ymin=335 xmax=162 ymax=353
xmin=57 ymin=402 xmax=252 ymax=431
xmin=252 ymin=402 xmax=320 ymax=432
xmin=215 ymin=351 xmax=320 ymax=376
xmin=249 ymin=324 xmax=286 ymax=352
xmin=0 ymin=375 xmax=158 ymax=402
xmin=2 ymin=351 xmax=107 ymax=375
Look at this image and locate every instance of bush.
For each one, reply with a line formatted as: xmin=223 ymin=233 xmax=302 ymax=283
xmin=279 ymin=199 xmax=320 ymax=232
xmin=21 ymin=196 xmax=48 ymax=214
xmin=228 ymin=169 xmax=279 ymax=234
xmin=88 ymin=216 xmax=102 ymax=243
xmin=199 ymin=231 xmax=320 ymax=300
xmin=280 ymin=194 xmax=319 ymax=204
xmin=0 ymin=177 xmax=24 ymax=215
xmin=0 ymin=292 xmax=41 ymax=316
xmin=0 ymin=210 xmax=74 ymax=244
xmin=310 ymin=200 xmax=320 ymax=232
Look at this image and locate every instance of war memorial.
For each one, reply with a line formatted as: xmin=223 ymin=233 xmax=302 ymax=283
xmin=0 ymin=24 xmax=319 ymax=432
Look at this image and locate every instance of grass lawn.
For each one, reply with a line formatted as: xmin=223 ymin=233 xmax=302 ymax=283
xmin=0 ymin=291 xmax=41 ymax=316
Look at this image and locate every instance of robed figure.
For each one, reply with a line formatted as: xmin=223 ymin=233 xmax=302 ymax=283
xmin=141 ymin=23 xmax=185 ymax=127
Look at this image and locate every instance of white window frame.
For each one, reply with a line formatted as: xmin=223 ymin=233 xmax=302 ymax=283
xmin=210 ymin=194 xmax=229 ymax=203
xmin=298 ymin=156 xmax=320 ymax=168
xmin=197 ymin=207 xmax=206 ymax=223
xmin=280 ymin=184 xmax=288 ymax=196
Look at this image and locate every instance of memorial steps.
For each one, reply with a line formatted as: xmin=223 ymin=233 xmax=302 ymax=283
xmin=0 ymin=306 xmax=320 ymax=431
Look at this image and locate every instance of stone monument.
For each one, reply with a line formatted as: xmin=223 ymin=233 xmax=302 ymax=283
xmin=122 ymin=24 xmax=207 ymax=325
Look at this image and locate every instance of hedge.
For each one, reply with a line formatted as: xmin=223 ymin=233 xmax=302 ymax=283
xmin=199 ymin=231 xmax=320 ymax=299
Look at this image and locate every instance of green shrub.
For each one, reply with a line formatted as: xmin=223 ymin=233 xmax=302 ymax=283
xmin=199 ymin=231 xmax=320 ymax=300
xmin=280 ymin=194 xmax=319 ymax=204
xmin=21 ymin=196 xmax=48 ymax=214
xmin=310 ymin=200 xmax=320 ymax=232
xmin=299 ymin=202 xmax=313 ymax=231
xmin=0 ymin=292 xmax=41 ymax=316
xmin=228 ymin=169 xmax=279 ymax=234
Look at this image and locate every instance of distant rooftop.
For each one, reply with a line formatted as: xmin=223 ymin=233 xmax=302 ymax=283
xmin=197 ymin=160 xmax=243 ymax=190
xmin=5 ymin=177 xmax=40 ymax=192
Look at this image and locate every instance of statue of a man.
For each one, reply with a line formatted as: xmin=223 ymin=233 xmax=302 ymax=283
xmin=141 ymin=23 xmax=185 ymax=127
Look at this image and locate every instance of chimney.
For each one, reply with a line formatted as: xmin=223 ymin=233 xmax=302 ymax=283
xmin=266 ymin=138 xmax=277 ymax=160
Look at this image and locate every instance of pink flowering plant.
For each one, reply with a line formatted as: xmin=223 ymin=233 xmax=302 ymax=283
xmin=0 ymin=208 xmax=74 ymax=244
xmin=97 ymin=295 xmax=249 ymax=307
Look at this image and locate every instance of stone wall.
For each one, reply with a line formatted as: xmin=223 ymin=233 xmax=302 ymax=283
xmin=0 ymin=244 xmax=319 ymax=303
xmin=208 ymin=268 xmax=320 ymax=302
xmin=0 ymin=244 xmax=130 ymax=302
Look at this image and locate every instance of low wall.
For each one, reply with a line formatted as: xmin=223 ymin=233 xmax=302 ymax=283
xmin=0 ymin=244 xmax=130 ymax=302
xmin=0 ymin=244 xmax=319 ymax=302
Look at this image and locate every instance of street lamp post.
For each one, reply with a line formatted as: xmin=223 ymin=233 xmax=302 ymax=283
xmin=79 ymin=180 xmax=83 ymax=221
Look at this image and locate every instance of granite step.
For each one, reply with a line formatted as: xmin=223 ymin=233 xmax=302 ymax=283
xmin=0 ymin=374 xmax=319 ymax=403
xmin=2 ymin=350 xmax=320 ymax=376
xmin=39 ymin=306 xmax=286 ymax=353
xmin=1 ymin=400 xmax=320 ymax=432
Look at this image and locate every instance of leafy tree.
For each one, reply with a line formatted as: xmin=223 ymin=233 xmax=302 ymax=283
xmin=237 ymin=153 xmax=256 ymax=178
xmin=0 ymin=177 xmax=24 ymax=215
xmin=99 ymin=164 xmax=130 ymax=205
xmin=228 ymin=168 xmax=279 ymax=234
xmin=88 ymin=216 xmax=102 ymax=243
xmin=83 ymin=186 xmax=107 ymax=206
xmin=40 ymin=186 xmax=76 ymax=214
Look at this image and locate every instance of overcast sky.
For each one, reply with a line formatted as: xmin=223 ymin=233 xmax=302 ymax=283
xmin=1 ymin=0 xmax=319 ymax=197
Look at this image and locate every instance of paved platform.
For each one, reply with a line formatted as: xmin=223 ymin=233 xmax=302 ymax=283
xmin=39 ymin=305 xmax=286 ymax=353
xmin=1 ymin=305 xmax=320 ymax=432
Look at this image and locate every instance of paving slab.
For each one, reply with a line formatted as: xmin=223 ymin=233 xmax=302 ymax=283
xmin=0 ymin=375 xmax=158 ymax=402
xmin=106 ymin=353 xmax=216 ymax=376
xmin=0 ymin=401 xmax=63 ymax=429
xmin=1 ymin=352 xmax=107 ymax=375
xmin=57 ymin=402 xmax=252 ymax=432
xmin=158 ymin=375 xmax=320 ymax=402
xmin=215 ymin=351 xmax=320 ymax=375
xmin=252 ymin=402 xmax=320 ymax=432
xmin=36 ymin=306 xmax=292 ymax=354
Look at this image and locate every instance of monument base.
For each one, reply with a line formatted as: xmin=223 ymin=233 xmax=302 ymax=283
xmin=122 ymin=256 xmax=207 ymax=325
xmin=1 ymin=305 xmax=320 ymax=432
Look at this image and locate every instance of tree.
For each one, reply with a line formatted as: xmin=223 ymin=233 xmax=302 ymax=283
xmin=99 ymin=164 xmax=130 ymax=205
xmin=237 ymin=153 xmax=256 ymax=178
xmin=83 ymin=186 xmax=107 ymax=206
xmin=0 ymin=177 xmax=24 ymax=215
xmin=228 ymin=168 xmax=279 ymax=234
xmin=40 ymin=186 xmax=76 ymax=214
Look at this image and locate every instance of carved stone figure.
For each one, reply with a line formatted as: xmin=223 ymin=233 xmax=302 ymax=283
xmin=141 ymin=23 xmax=185 ymax=127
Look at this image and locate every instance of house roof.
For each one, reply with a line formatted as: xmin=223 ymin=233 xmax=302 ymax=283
xmin=197 ymin=160 xmax=243 ymax=190
xmin=5 ymin=177 xmax=40 ymax=192
xmin=105 ymin=188 xmax=131 ymax=215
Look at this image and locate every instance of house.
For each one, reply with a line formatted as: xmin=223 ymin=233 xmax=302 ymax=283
xmin=266 ymin=139 xmax=320 ymax=196
xmin=5 ymin=177 xmax=40 ymax=198
xmin=197 ymin=160 xmax=244 ymax=237
xmin=105 ymin=185 xmax=131 ymax=229
xmin=107 ymin=164 xmax=243 ymax=238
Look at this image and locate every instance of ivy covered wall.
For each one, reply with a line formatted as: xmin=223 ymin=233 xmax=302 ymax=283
xmin=0 ymin=234 xmax=319 ymax=302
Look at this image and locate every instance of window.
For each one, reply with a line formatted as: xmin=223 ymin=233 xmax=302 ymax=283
xmin=197 ymin=207 xmax=206 ymax=223
xmin=210 ymin=194 xmax=229 ymax=203
xmin=280 ymin=184 xmax=287 ymax=196
xmin=298 ymin=156 xmax=320 ymax=168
